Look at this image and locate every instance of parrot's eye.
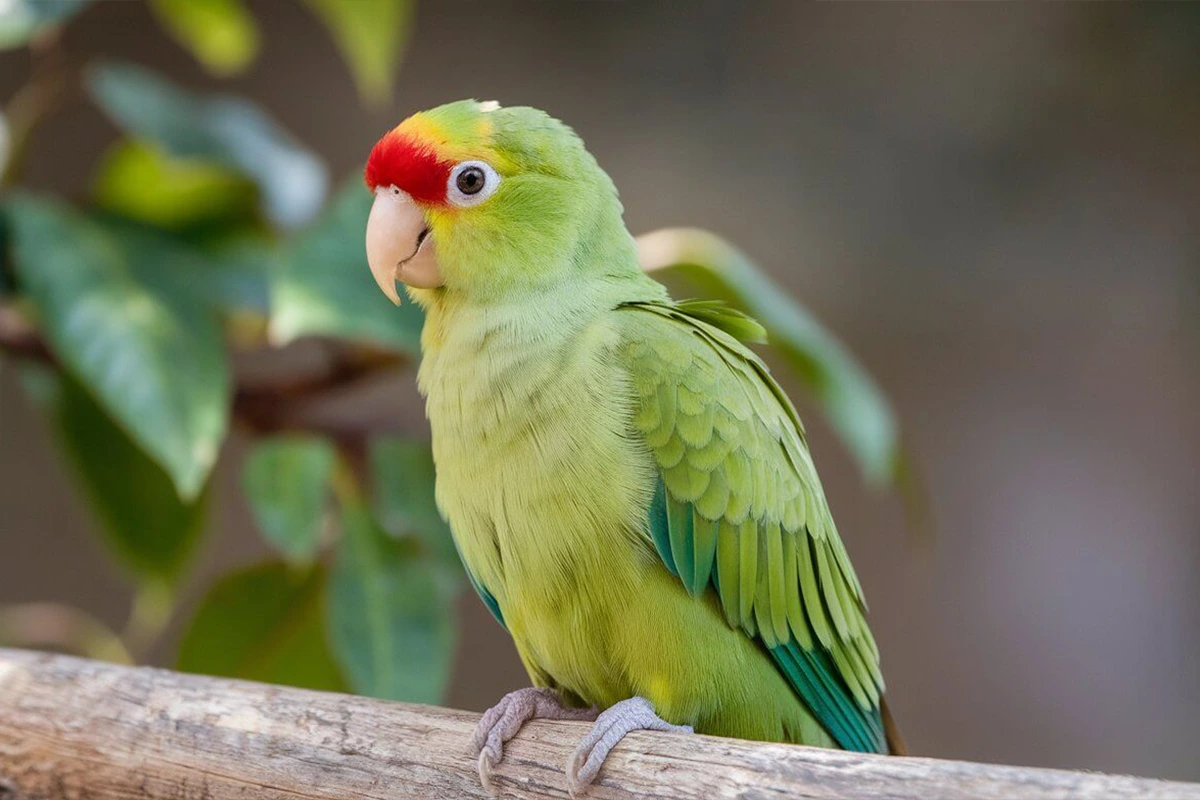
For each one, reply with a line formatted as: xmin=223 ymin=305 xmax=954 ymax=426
xmin=447 ymin=160 xmax=500 ymax=207
xmin=457 ymin=167 xmax=484 ymax=194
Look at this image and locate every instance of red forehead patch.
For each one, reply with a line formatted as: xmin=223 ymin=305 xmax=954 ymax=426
xmin=364 ymin=131 xmax=453 ymax=205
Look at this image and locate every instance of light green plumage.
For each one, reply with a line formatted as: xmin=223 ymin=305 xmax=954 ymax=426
xmin=404 ymin=100 xmax=893 ymax=753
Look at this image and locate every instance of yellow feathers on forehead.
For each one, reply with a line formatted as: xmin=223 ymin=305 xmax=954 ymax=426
xmin=394 ymin=100 xmax=503 ymax=166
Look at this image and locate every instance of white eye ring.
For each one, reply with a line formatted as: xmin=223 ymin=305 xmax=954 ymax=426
xmin=447 ymin=160 xmax=500 ymax=207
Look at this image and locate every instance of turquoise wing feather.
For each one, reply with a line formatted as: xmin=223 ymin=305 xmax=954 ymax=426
xmin=621 ymin=299 xmax=887 ymax=754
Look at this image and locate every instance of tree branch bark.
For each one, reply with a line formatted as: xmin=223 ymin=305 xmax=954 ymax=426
xmin=0 ymin=649 xmax=1194 ymax=800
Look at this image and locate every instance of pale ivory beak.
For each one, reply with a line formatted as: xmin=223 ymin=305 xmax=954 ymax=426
xmin=365 ymin=186 xmax=443 ymax=305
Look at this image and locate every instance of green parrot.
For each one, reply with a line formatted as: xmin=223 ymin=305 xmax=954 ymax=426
xmin=363 ymin=100 xmax=903 ymax=793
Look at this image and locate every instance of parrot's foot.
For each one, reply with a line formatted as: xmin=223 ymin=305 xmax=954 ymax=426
xmin=565 ymin=696 xmax=693 ymax=797
xmin=471 ymin=687 xmax=598 ymax=793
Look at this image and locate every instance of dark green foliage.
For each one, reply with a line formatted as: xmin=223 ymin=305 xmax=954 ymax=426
xmin=327 ymin=496 xmax=458 ymax=703
xmin=177 ymin=561 xmax=347 ymax=692
xmin=7 ymin=195 xmax=230 ymax=500
xmin=244 ymin=436 xmax=337 ymax=564
xmin=25 ymin=366 xmax=207 ymax=584
xmin=85 ymin=62 xmax=328 ymax=230
xmin=369 ymin=436 xmax=458 ymax=565
xmin=0 ymin=21 xmax=458 ymax=701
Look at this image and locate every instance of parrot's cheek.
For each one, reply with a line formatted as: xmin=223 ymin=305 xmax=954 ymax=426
xmin=366 ymin=186 xmax=445 ymax=304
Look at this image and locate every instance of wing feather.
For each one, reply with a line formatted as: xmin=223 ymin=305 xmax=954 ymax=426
xmin=623 ymin=300 xmax=887 ymax=753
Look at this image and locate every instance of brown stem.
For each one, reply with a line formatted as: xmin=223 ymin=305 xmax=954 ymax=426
xmin=0 ymin=305 xmax=53 ymax=362
xmin=1 ymin=29 xmax=71 ymax=189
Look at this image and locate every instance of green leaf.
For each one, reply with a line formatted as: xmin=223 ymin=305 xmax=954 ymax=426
xmin=271 ymin=176 xmax=423 ymax=352
xmin=92 ymin=213 xmax=271 ymax=317
xmin=148 ymin=0 xmax=259 ymax=76
xmin=370 ymin=436 xmax=457 ymax=567
xmin=640 ymin=228 xmax=900 ymax=485
xmin=244 ymin=436 xmax=337 ymax=564
xmin=93 ymin=139 xmax=259 ymax=233
xmin=21 ymin=365 xmax=206 ymax=583
xmin=327 ymin=495 xmax=456 ymax=703
xmin=7 ymin=195 xmax=230 ymax=499
xmin=301 ymin=0 xmax=412 ymax=106
xmin=178 ymin=561 xmax=347 ymax=692
xmin=85 ymin=62 xmax=327 ymax=229
xmin=0 ymin=0 xmax=89 ymax=50
xmin=191 ymin=235 xmax=273 ymax=315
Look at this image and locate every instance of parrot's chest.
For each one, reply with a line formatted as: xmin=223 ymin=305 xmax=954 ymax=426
xmin=419 ymin=314 xmax=657 ymax=636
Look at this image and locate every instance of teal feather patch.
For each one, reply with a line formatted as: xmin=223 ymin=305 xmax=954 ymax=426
xmin=668 ymin=496 xmax=696 ymax=591
xmin=691 ymin=511 xmax=719 ymax=596
xmin=770 ymin=642 xmax=886 ymax=753
xmin=649 ymin=480 xmax=677 ymax=576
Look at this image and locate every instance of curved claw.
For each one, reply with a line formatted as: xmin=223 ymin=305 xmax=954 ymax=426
xmin=470 ymin=687 xmax=598 ymax=793
xmin=566 ymin=697 xmax=693 ymax=797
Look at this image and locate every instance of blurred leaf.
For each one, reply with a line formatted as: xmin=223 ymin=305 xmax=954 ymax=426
xmin=178 ymin=561 xmax=347 ymax=692
xmin=327 ymin=492 xmax=456 ymax=703
xmin=93 ymin=139 xmax=259 ymax=233
xmin=0 ymin=0 xmax=89 ymax=50
xmin=244 ymin=436 xmax=337 ymax=564
xmin=370 ymin=436 xmax=457 ymax=566
xmin=194 ymin=235 xmax=273 ymax=314
xmin=639 ymin=228 xmax=899 ymax=485
xmin=148 ymin=0 xmax=259 ymax=76
xmin=7 ymin=195 xmax=230 ymax=499
xmin=301 ymin=0 xmax=412 ymax=106
xmin=86 ymin=62 xmax=327 ymax=229
xmin=20 ymin=364 xmax=207 ymax=584
xmin=271 ymin=176 xmax=423 ymax=352
xmin=93 ymin=214 xmax=271 ymax=317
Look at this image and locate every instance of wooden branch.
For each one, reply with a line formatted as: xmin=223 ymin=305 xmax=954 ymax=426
xmin=0 ymin=650 xmax=1195 ymax=800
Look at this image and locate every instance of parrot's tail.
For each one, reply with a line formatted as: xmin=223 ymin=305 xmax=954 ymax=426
xmin=881 ymin=697 xmax=908 ymax=756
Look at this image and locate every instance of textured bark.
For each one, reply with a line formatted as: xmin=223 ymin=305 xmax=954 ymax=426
xmin=0 ymin=649 xmax=1195 ymax=800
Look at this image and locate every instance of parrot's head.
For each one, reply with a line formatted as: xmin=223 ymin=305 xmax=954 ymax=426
xmin=364 ymin=99 xmax=628 ymax=305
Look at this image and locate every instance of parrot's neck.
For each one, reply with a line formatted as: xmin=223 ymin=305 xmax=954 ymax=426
xmin=415 ymin=272 xmax=652 ymax=360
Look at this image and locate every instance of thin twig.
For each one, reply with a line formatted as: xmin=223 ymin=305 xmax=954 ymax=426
xmin=1 ymin=29 xmax=71 ymax=189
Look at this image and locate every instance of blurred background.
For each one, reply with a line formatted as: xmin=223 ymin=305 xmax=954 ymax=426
xmin=2 ymin=0 xmax=1199 ymax=784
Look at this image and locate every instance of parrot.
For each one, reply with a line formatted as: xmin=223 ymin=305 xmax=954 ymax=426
xmin=363 ymin=99 xmax=904 ymax=794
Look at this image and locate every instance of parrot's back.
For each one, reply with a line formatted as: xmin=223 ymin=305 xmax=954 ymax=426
xmin=418 ymin=277 xmax=898 ymax=753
